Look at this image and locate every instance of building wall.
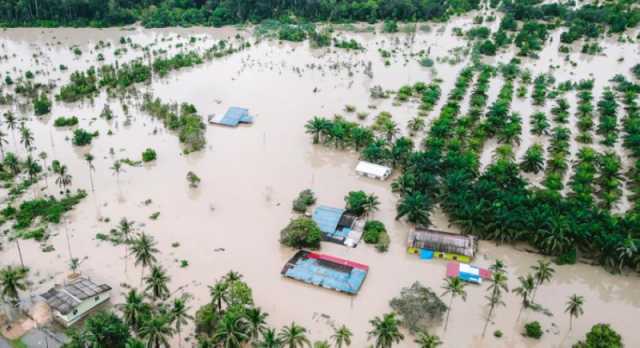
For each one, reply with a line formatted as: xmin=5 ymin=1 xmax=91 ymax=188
xmin=57 ymin=291 xmax=111 ymax=327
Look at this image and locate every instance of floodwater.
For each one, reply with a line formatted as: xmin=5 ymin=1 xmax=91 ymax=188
xmin=1 ymin=16 xmax=639 ymax=348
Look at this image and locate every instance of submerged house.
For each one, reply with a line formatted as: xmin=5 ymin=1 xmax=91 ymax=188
xmin=407 ymin=228 xmax=477 ymax=263
xmin=281 ymin=250 xmax=369 ymax=295
xmin=355 ymin=161 xmax=392 ymax=180
xmin=446 ymin=262 xmax=492 ymax=284
xmin=41 ymin=277 xmax=111 ymax=327
xmin=312 ymin=205 xmax=363 ymax=247
xmin=208 ymin=107 xmax=254 ymax=127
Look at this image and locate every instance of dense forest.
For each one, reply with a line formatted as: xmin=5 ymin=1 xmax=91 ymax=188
xmin=0 ymin=0 xmax=638 ymax=32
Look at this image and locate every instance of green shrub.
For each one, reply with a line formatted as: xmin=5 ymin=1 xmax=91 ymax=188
xmin=13 ymin=191 xmax=87 ymax=229
xmin=33 ymin=93 xmax=51 ymax=115
xmin=383 ymin=20 xmax=398 ymax=33
xmin=142 ymin=148 xmax=157 ymax=162
xmin=556 ymin=247 xmax=577 ymax=265
xmin=363 ymin=220 xmax=386 ymax=244
xmin=21 ymin=227 xmax=45 ymax=241
xmin=573 ymin=323 xmax=622 ymax=348
xmin=292 ymin=189 xmax=316 ymax=213
xmin=494 ymin=330 xmax=503 ymax=338
xmin=53 ymin=116 xmax=79 ymax=127
xmin=280 ymin=217 xmax=322 ymax=249
xmin=187 ymin=171 xmax=201 ymax=188
xmin=72 ymin=128 xmax=96 ymax=146
xmin=375 ymin=232 xmax=390 ymax=252
xmin=524 ymin=321 xmax=543 ymax=339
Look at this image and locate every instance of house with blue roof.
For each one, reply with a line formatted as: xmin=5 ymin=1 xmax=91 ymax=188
xmin=312 ymin=205 xmax=363 ymax=247
xmin=208 ymin=107 xmax=254 ymax=127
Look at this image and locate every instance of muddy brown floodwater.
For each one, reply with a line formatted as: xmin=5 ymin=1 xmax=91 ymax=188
xmin=1 ymin=16 xmax=639 ymax=348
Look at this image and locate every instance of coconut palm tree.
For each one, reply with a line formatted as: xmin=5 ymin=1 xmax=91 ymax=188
xmin=255 ymin=328 xmax=283 ymax=348
xmin=55 ymin=164 xmax=72 ymax=193
xmin=170 ymin=295 xmax=193 ymax=348
xmin=144 ymin=265 xmax=170 ymax=301
xmin=4 ymin=111 xmax=18 ymax=151
xmin=84 ymin=153 xmax=95 ymax=192
xmin=246 ymin=307 xmax=268 ymax=342
xmin=565 ymin=294 xmax=584 ymax=331
xmin=0 ymin=130 xmax=8 ymax=159
xmin=312 ymin=341 xmax=330 ymax=348
xmin=122 ymin=288 xmax=147 ymax=333
xmin=131 ymin=232 xmax=158 ymax=288
xmin=531 ymin=260 xmax=555 ymax=302
xmin=414 ymin=331 xmax=442 ymax=348
xmin=139 ymin=313 xmax=174 ymax=348
xmin=3 ymin=152 xmax=20 ymax=176
xmin=111 ymin=160 xmax=124 ymax=187
xmin=213 ymin=314 xmax=249 ymax=347
xmin=331 ymin=325 xmax=353 ymax=348
xmin=278 ymin=322 xmax=311 ymax=348
xmin=395 ymin=192 xmax=432 ymax=226
xmin=25 ymin=155 xmax=41 ymax=184
xmin=118 ymin=217 xmax=134 ymax=272
xmin=305 ymin=117 xmax=330 ymax=144
xmin=514 ymin=274 xmax=535 ymax=320
xmin=441 ymin=277 xmax=467 ymax=332
xmin=223 ymin=270 xmax=243 ymax=283
xmin=482 ymin=271 xmax=509 ymax=336
xmin=38 ymin=151 xmax=48 ymax=185
xmin=363 ymin=193 xmax=380 ymax=219
xmin=19 ymin=125 xmax=34 ymax=153
xmin=368 ymin=313 xmax=404 ymax=348
xmin=519 ymin=144 xmax=545 ymax=174
xmin=0 ymin=266 xmax=28 ymax=306
xmin=209 ymin=280 xmax=229 ymax=312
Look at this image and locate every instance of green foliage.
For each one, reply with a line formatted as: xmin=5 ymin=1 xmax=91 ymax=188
xmin=573 ymin=323 xmax=622 ymax=348
xmin=142 ymin=95 xmax=206 ymax=152
xmin=494 ymin=330 xmax=503 ymax=338
xmin=152 ymin=51 xmax=203 ymax=77
xmin=334 ymin=38 xmax=363 ymax=50
xmin=53 ymin=116 xmax=79 ymax=127
xmin=280 ymin=217 xmax=322 ymax=249
xmin=376 ymin=232 xmax=390 ymax=252
xmin=72 ymin=128 xmax=96 ymax=146
xmin=389 ymin=282 xmax=447 ymax=334
xmin=186 ymin=171 xmax=201 ymax=188
xmin=10 ymin=191 xmax=87 ymax=229
xmin=383 ymin=20 xmax=398 ymax=33
xmin=524 ymin=321 xmax=543 ymax=339
xmin=363 ymin=220 xmax=386 ymax=244
xmin=142 ymin=148 xmax=157 ymax=162
xmin=64 ymin=311 xmax=130 ymax=348
xmin=477 ymin=40 xmax=497 ymax=56
xmin=292 ymin=189 xmax=316 ymax=213
xmin=33 ymin=93 xmax=51 ymax=115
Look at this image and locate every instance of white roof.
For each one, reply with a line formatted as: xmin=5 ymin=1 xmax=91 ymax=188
xmin=356 ymin=161 xmax=391 ymax=177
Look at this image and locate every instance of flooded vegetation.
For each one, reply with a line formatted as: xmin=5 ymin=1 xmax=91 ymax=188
xmin=1 ymin=1 xmax=640 ymax=347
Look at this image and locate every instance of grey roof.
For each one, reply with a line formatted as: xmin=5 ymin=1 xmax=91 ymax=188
xmin=41 ymin=278 xmax=111 ymax=315
xmin=408 ymin=228 xmax=477 ymax=257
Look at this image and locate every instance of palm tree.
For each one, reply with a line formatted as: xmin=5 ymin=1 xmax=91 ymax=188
xmin=209 ymin=280 xmax=229 ymax=312
xmin=519 ymin=144 xmax=545 ymax=174
xmin=363 ymin=193 xmax=380 ymax=219
xmin=84 ymin=153 xmax=95 ymax=192
xmin=0 ymin=130 xmax=8 ymax=159
xmin=144 ymin=265 xmax=170 ymax=301
xmin=38 ymin=151 xmax=48 ymax=186
xmin=246 ymin=307 xmax=268 ymax=342
xmin=514 ymin=274 xmax=535 ymax=320
xmin=489 ymin=259 xmax=506 ymax=274
xmin=25 ymin=155 xmax=41 ymax=186
xmin=565 ymin=294 xmax=584 ymax=331
xmin=482 ymin=270 xmax=509 ymax=336
xmin=312 ymin=341 xmax=330 ymax=348
xmin=111 ymin=160 xmax=124 ymax=188
xmin=131 ymin=233 xmax=158 ymax=288
xmin=170 ymin=295 xmax=193 ymax=348
xmin=531 ymin=260 xmax=555 ymax=302
xmin=441 ymin=277 xmax=467 ymax=331
xmin=213 ymin=314 xmax=249 ymax=347
xmin=118 ymin=217 xmax=134 ymax=273
xmin=381 ymin=119 xmax=399 ymax=141
xmin=19 ymin=125 xmax=34 ymax=153
xmin=305 ymin=117 xmax=330 ymax=144
xmin=414 ymin=331 xmax=442 ymax=348
xmin=4 ymin=111 xmax=18 ymax=151
xmin=367 ymin=313 xmax=404 ymax=348
xmin=331 ymin=325 xmax=353 ymax=348
xmin=55 ymin=164 xmax=72 ymax=193
xmin=395 ymin=192 xmax=431 ymax=225
xmin=139 ymin=313 xmax=174 ymax=348
xmin=278 ymin=322 xmax=311 ymax=348
xmin=255 ymin=328 xmax=283 ymax=348
xmin=223 ymin=270 xmax=243 ymax=283
xmin=0 ymin=266 xmax=28 ymax=306
xmin=122 ymin=288 xmax=146 ymax=333
xmin=3 ymin=152 xmax=20 ymax=176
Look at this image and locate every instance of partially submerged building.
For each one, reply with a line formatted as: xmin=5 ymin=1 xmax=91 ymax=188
xmin=281 ymin=250 xmax=369 ymax=295
xmin=312 ymin=205 xmax=363 ymax=247
xmin=407 ymin=228 xmax=477 ymax=263
xmin=208 ymin=107 xmax=254 ymax=127
xmin=446 ymin=262 xmax=492 ymax=284
xmin=41 ymin=277 xmax=111 ymax=327
xmin=355 ymin=161 xmax=392 ymax=180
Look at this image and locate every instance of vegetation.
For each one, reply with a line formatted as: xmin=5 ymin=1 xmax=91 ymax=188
xmin=53 ymin=116 xmax=79 ymax=127
xmin=142 ymin=148 xmax=157 ymax=162
xmin=292 ymin=189 xmax=316 ymax=213
xmin=344 ymin=191 xmax=379 ymax=217
xmin=72 ymin=128 xmax=97 ymax=146
xmin=3 ymin=190 xmax=87 ymax=229
xmin=368 ymin=313 xmax=404 ymax=348
xmin=186 ymin=171 xmax=200 ymax=188
xmin=280 ymin=217 xmax=322 ymax=249
xmin=573 ymin=323 xmax=623 ymax=348
xmin=524 ymin=321 xmax=543 ymax=339
xmin=389 ymin=282 xmax=447 ymax=334
xmin=142 ymin=95 xmax=206 ymax=152
xmin=363 ymin=220 xmax=386 ymax=244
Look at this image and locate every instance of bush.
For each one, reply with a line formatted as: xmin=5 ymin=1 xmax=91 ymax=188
xmin=280 ymin=217 xmax=322 ymax=249
xmin=573 ymin=323 xmax=622 ymax=348
xmin=292 ymin=189 xmax=316 ymax=213
xmin=375 ymin=232 xmax=390 ymax=252
xmin=72 ymin=128 xmax=96 ymax=146
xmin=53 ymin=116 xmax=79 ymax=127
xmin=383 ymin=20 xmax=398 ymax=33
xmin=524 ymin=321 xmax=543 ymax=339
xmin=33 ymin=93 xmax=51 ymax=115
xmin=142 ymin=148 xmax=157 ymax=162
xmin=419 ymin=57 xmax=434 ymax=67
xmin=187 ymin=171 xmax=200 ymax=188
xmin=389 ymin=282 xmax=447 ymax=333
xmin=494 ymin=330 xmax=503 ymax=338
xmin=363 ymin=220 xmax=386 ymax=244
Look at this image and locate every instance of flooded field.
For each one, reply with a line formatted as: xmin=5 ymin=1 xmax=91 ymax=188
xmin=1 ymin=16 xmax=639 ymax=347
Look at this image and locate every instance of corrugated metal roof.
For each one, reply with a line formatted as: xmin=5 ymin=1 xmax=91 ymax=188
xmin=312 ymin=205 xmax=344 ymax=234
xmin=210 ymin=107 xmax=254 ymax=127
xmin=408 ymin=229 xmax=476 ymax=257
xmin=41 ymin=278 xmax=111 ymax=315
xmin=356 ymin=161 xmax=391 ymax=179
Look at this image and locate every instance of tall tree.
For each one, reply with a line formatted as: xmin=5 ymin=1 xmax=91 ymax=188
xmin=3 ymin=111 xmax=18 ymax=152
xmin=144 ymin=265 xmax=170 ymax=301
xmin=246 ymin=307 xmax=268 ymax=342
xmin=0 ymin=266 xmax=28 ymax=306
xmin=131 ymin=233 xmax=158 ymax=288
xmin=255 ymin=328 xmax=283 ymax=348
xmin=331 ymin=325 xmax=353 ymax=348
xmin=170 ymin=295 xmax=193 ymax=348
xmin=514 ymin=274 xmax=535 ymax=320
xmin=0 ymin=130 xmax=8 ymax=159
xmin=213 ymin=314 xmax=250 ymax=347
xmin=482 ymin=269 xmax=509 ymax=336
xmin=278 ymin=322 xmax=311 ymax=348
xmin=55 ymin=164 xmax=72 ymax=193
xmin=441 ymin=277 xmax=468 ymax=331
xmin=565 ymin=294 xmax=584 ymax=331
xmin=531 ymin=260 xmax=555 ymax=302
xmin=84 ymin=153 xmax=95 ymax=192
xmin=19 ymin=124 xmax=34 ymax=153
xmin=209 ymin=280 xmax=229 ymax=312
xmin=139 ymin=313 xmax=174 ymax=348
xmin=112 ymin=160 xmax=124 ymax=188
xmin=367 ymin=313 xmax=404 ymax=348
xmin=121 ymin=288 xmax=146 ymax=333
xmin=118 ymin=217 xmax=134 ymax=273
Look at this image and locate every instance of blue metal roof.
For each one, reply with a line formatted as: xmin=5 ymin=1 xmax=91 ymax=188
xmin=312 ymin=205 xmax=344 ymax=234
xmin=211 ymin=107 xmax=254 ymax=127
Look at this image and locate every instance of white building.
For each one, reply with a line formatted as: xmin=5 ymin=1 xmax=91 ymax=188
xmin=355 ymin=161 xmax=392 ymax=180
xmin=41 ymin=277 xmax=111 ymax=327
